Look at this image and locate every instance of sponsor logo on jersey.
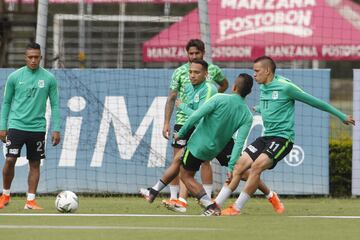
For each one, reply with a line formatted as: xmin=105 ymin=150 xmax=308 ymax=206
xmin=272 ymin=91 xmax=278 ymax=99
xmin=38 ymin=80 xmax=45 ymax=88
xmin=9 ymin=148 xmax=19 ymax=155
xmin=194 ymin=93 xmax=200 ymax=103
xmin=247 ymin=145 xmax=257 ymax=153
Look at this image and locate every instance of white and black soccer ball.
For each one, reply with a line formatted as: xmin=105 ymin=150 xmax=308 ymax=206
xmin=55 ymin=191 xmax=79 ymax=213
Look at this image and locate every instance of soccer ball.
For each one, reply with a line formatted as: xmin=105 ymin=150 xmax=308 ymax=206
xmin=55 ymin=191 xmax=79 ymax=213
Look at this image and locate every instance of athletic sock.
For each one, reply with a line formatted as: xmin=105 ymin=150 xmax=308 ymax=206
xmin=152 ymin=179 xmax=167 ymax=192
xmin=196 ymin=189 xmax=213 ymax=208
xmin=203 ymin=184 xmax=213 ymax=198
xmin=27 ymin=193 xmax=36 ymax=201
xmin=169 ymin=185 xmax=179 ymax=199
xmin=234 ymin=191 xmax=250 ymax=211
xmin=2 ymin=189 xmax=10 ymax=196
xmin=214 ymin=186 xmax=232 ymax=207
xmin=266 ymin=190 xmax=274 ymax=199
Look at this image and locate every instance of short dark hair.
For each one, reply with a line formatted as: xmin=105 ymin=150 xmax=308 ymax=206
xmin=236 ymin=73 xmax=253 ymax=98
xmin=254 ymin=55 xmax=276 ymax=73
xmin=190 ymin=59 xmax=208 ymax=71
xmin=26 ymin=42 xmax=41 ymax=50
xmin=186 ymin=39 xmax=205 ymax=52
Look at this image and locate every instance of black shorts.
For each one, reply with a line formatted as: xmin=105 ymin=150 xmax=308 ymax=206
xmin=5 ymin=129 xmax=46 ymax=160
xmin=215 ymin=139 xmax=235 ymax=167
xmin=171 ymin=124 xmax=195 ymax=148
xmin=244 ymin=136 xmax=293 ymax=169
xmin=181 ymin=139 xmax=235 ymax=171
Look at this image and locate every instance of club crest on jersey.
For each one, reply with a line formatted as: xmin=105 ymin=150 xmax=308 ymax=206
xmin=38 ymin=80 xmax=45 ymax=88
xmin=194 ymin=94 xmax=200 ymax=103
xmin=272 ymin=91 xmax=278 ymax=100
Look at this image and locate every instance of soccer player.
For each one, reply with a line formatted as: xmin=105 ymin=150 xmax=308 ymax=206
xmin=0 ymin=42 xmax=61 ymax=210
xmin=140 ymin=59 xmax=217 ymax=209
xmin=171 ymin=73 xmax=255 ymax=216
xmin=218 ymin=56 xmax=355 ymax=216
xmin=161 ymin=39 xmax=228 ymax=210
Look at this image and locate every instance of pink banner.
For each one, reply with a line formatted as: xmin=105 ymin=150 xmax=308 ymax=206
xmin=143 ymin=0 xmax=360 ymax=62
xmin=5 ymin=0 xmax=196 ymax=3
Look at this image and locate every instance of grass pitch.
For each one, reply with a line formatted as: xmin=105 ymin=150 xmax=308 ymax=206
xmin=0 ymin=196 xmax=359 ymax=240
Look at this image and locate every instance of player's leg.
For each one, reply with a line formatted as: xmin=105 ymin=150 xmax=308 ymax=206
xmin=179 ymin=150 xmax=220 ymax=216
xmin=166 ymin=146 xmax=182 ymax=201
xmin=200 ymin=161 xmax=213 ymax=198
xmin=24 ymin=131 xmax=45 ymax=210
xmin=240 ymin=169 xmax=284 ymax=213
xmin=214 ymin=153 xmax=253 ymax=208
xmin=0 ymin=129 xmax=24 ymax=209
xmin=222 ymin=137 xmax=293 ymax=215
xmin=140 ymin=149 xmax=184 ymax=203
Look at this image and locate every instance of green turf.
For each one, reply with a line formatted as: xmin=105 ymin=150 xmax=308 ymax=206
xmin=0 ymin=196 xmax=360 ymax=240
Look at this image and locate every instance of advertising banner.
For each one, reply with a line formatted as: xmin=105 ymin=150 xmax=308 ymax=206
xmin=0 ymin=69 xmax=330 ymax=194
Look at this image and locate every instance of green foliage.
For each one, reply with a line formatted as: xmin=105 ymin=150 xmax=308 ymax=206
xmin=329 ymin=139 xmax=352 ymax=197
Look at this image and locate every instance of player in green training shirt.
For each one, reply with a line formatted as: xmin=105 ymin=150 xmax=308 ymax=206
xmin=0 ymin=43 xmax=61 ymax=210
xmin=140 ymin=60 xmax=218 ymax=206
xmin=218 ymin=56 xmax=355 ymax=216
xmin=162 ymin=39 xmax=228 ymax=209
xmin=170 ymin=73 xmax=255 ymax=216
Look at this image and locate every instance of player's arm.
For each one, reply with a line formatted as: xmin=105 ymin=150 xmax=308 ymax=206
xmin=163 ymin=90 xmax=177 ymax=139
xmin=212 ymin=66 xmax=228 ymax=93
xmin=217 ymin=78 xmax=228 ymax=93
xmin=0 ymin=75 xmax=15 ymax=142
xmin=177 ymin=96 xmax=218 ymax=139
xmin=285 ymin=83 xmax=354 ymax=125
xmin=49 ymin=76 xmax=61 ymax=146
xmin=227 ymin=114 xmax=253 ymax=173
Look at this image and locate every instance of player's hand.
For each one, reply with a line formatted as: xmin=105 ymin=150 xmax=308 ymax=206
xmin=343 ymin=115 xmax=355 ymax=126
xmin=225 ymin=172 xmax=233 ymax=184
xmin=162 ymin=124 xmax=170 ymax=139
xmin=175 ymin=99 xmax=182 ymax=107
xmin=52 ymin=131 xmax=61 ymax=146
xmin=0 ymin=130 xmax=7 ymax=143
xmin=174 ymin=133 xmax=180 ymax=141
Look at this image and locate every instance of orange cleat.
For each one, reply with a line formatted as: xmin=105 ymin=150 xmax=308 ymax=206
xmin=163 ymin=199 xmax=187 ymax=213
xmin=268 ymin=192 xmax=285 ymax=214
xmin=24 ymin=200 xmax=44 ymax=210
xmin=221 ymin=205 xmax=241 ymax=216
xmin=0 ymin=195 xmax=10 ymax=209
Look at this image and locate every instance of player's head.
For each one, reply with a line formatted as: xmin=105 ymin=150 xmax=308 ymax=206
xmin=189 ymin=59 xmax=208 ymax=86
xmin=25 ymin=42 xmax=41 ymax=70
xmin=233 ymin=73 xmax=253 ymax=98
xmin=253 ymin=55 xmax=276 ymax=84
xmin=186 ymin=39 xmax=205 ymax=62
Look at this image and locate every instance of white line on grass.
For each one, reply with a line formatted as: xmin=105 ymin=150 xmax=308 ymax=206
xmin=0 ymin=225 xmax=223 ymax=231
xmin=0 ymin=213 xmax=203 ymax=217
xmin=291 ymin=216 xmax=360 ymax=219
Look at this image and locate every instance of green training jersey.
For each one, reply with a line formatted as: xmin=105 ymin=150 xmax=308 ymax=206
xmin=178 ymin=93 xmax=253 ymax=172
xmin=255 ymin=75 xmax=347 ymax=142
xmin=170 ymin=62 xmax=226 ymax=125
xmin=177 ymin=81 xmax=217 ymax=117
xmin=0 ymin=66 xmax=61 ymax=132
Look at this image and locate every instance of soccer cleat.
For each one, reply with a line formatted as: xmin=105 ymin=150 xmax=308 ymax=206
xmin=201 ymin=203 xmax=221 ymax=216
xmin=268 ymin=192 xmax=285 ymax=214
xmin=0 ymin=194 xmax=10 ymax=209
xmin=221 ymin=204 xmax=241 ymax=216
xmin=161 ymin=198 xmax=178 ymax=209
xmin=163 ymin=199 xmax=187 ymax=213
xmin=24 ymin=200 xmax=44 ymax=210
xmin=139 ymin=188 xmax=158 ymax=203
